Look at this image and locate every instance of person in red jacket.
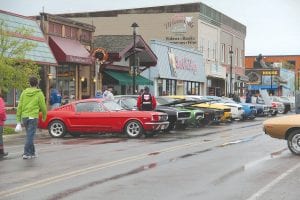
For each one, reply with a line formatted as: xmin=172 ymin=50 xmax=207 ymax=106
xmin=137 ymin=86 xmax=157 ymax=111
xmin=0 ymin=93 xmax=8 ymax=158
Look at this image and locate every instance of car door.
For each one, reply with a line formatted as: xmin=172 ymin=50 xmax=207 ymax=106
xmin=69 ymin=101 xmax=111 ymax=132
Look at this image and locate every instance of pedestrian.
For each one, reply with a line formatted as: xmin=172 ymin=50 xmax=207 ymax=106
xmin=246 ymin=91 xmax=252 ymax=103
xmin=103 ymin=86 xmax=114 ymax=100
xmin=137 ymin=86 xmax=157 ymax=111
xmin=16 ymin=76 xmax=47 ymax=159
xmin=0 ymin=92 xmax=8 ymax=158
xmin=50 ymin=85 xmax=62 ymax=110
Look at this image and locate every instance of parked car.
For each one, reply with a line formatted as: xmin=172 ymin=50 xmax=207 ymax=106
xmin=270 ymin=96 xmax=291 ymax=114
xmin=255 ymin=97 xmax=276 ymax=116
xmin=114 ymin=95 xmax=191 ymax=131
xmin=220 ymin=97 xmax=256 ymax=120
xmin=38 ymin=98 xmax=169 ymax=138
xmin=263 ymin=115 xmax=300 ymax=155
xmin=167 ymin=96 xmax=224 ymax=124
xmin=184 ymin=95 xmax=232 ymax=123
xmin=202 ymin=96 xmax=245 ymax=121
xmin=155 ymin=96 xmax=205 ymax=128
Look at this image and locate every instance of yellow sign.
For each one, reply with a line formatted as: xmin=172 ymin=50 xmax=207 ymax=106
xmin=262 ymin=70 xmax=278 ymax=75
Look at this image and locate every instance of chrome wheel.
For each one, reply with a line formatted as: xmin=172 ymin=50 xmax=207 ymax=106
xmin=124 ymin=120 xmax=143 ymax=138
xmin=48 ymin=120 xmax=66 ymax=138
xmin=287 ymin=130 xmax=300 ymax=155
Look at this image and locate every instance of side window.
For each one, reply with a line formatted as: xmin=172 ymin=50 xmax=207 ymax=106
xmin=76 ymin=102 xmax=104 ymax=112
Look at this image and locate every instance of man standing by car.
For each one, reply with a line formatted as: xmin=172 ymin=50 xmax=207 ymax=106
xmin=137 ymin=86 xmax=157 ymax=111
xmin=16 ymin=77 xmax=47 ymax=159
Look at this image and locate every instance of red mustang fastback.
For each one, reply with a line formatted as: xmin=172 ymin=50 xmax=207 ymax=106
xmin=38 ymin=99 xmax=169 ymax=138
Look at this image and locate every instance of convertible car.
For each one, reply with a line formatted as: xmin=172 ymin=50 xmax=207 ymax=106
xmin=263 ymin=115 xmax=300 ymax=155
xmin=38 ymin=99 xmax=169 ymax=138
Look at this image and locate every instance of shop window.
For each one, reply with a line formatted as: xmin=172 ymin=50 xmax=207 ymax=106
xmin=48 ymin=22 xmax=62 ymax=36
xmin=81 ymin=77 xmax=88 ymax=93
xmin=80 ymin=30 xmax=91 ymax=43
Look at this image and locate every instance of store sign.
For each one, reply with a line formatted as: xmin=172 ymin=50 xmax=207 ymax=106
xmin=164 ymin=14 xmax=196 ymax=46
xmin=168 ymin=48 xmax=197 ymax=77
xmin=164 ymin=14 xmax=194 ymax=33
xmin=262 ymin=70 xmax=279 ymax=75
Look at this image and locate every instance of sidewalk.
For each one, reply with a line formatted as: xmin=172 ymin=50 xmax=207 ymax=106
xmin=3 ymin=129 xmax=48 ymax=141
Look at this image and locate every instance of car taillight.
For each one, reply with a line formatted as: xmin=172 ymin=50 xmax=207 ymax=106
xmin=272 ymin=102 xmax=277 ymax=108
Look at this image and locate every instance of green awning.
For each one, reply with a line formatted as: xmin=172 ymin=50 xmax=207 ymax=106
xmin=104 ymin=70 xmax=153 ymax=85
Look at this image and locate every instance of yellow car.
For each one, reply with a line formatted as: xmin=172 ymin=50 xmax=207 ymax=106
xmin=168 ymin=95 xmax=232 ymax=123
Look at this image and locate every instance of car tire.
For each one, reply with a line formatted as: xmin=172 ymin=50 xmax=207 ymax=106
xmin=124 ymin=120 xmax=143 ymax=138
xmin=287 ymin=130 xmax=300 ymax=155
xmin=48 ymin=120 xmax=67 ymax=138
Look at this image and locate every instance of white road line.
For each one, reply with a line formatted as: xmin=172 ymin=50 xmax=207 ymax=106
xmin=246 ymin=162 xmax=300 ymax=200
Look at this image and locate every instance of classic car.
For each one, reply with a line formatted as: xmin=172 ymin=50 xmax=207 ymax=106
xmin=203 ymin=96 xmax=245 ymax=121
xmin=114 ymin=95 xmax=191 ymax=131
xmin=162 ymin=96 xmax=223 ymax=125
xmin=256 ymin=96 xmax=277 ymax=116
xmin=155 ymin=96 xmax=205 ymax=128
xmin=183 ymin=95 xmax=232 ymax=123
xmin=270 ymin=96 xmax=291 ymax=114
xmin=263 ymin=115 xmax=300 ymax=155
xmin=38 ymin=98 xmax=169 ymax=138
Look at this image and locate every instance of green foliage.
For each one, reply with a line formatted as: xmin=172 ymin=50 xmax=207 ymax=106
xmin=3 ymin=126 xmax=16 ymax=135
xmin=0 ymin=20 xmax=40 ymax=93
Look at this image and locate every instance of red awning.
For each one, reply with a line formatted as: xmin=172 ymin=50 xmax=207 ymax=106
xmin=49 ymin=36 xmax=92 ymax=65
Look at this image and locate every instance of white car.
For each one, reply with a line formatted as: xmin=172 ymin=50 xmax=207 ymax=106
xmin=187 ymin=95 xmax=244 ymax=120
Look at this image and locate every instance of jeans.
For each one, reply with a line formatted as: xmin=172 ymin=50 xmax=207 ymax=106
xmin=22 ymin=118 xmax=38 ymax=156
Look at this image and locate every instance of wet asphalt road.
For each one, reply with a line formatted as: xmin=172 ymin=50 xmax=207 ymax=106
xmin=1 ymin=116 xmax=300 ymax=200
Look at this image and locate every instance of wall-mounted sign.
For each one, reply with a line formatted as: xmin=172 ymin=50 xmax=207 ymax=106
xmin=262 ymin=70 xmax=279 ymax=76
xmin=164 ymin=14 xmax=197 ymax=46
xmin=164 ymin=14 xmax=194 ymax=33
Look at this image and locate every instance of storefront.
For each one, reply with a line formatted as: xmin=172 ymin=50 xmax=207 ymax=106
xmin=0 ymin=10 xmax=57 ymax=108
xmin=142 ymin=40 xmax=206 ymax=96
xmin=93 ymin=35 xmax=157 ymax=95
xmin=48 ymin=36 xmax=92 ymax=103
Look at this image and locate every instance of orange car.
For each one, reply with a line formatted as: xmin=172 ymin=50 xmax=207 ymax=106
xmin=263 ymin=115 xmax=300 ymax=155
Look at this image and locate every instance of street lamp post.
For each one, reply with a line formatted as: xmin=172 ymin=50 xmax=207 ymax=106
xmin=131 ymin=22 xmax=139 ymax=94
xmin=229 ymin=50 xmax=233 ymax=97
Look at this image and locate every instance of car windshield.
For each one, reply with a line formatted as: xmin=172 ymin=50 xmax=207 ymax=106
xmin=156 ymin=97 xmax=174 ymax=105
xmin=122 ymin=98 xmax=137 ymax=109
xmin=103 ymin=100 xmax=125 ymax=111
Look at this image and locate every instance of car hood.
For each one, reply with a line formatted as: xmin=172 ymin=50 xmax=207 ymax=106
xmin=263 ymin=114 xmax=300 ymax=125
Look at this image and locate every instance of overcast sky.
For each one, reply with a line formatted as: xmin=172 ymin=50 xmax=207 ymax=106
xmin=1 ymin=0 xmax=299 ymax=56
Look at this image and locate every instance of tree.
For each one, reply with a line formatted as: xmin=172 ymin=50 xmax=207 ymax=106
xmin=0 ymin=20 xmax=40 ymax=93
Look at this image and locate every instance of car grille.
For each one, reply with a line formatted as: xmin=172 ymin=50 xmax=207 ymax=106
xmin=250 ymin=106 xmax=255 ymax=110
xmin=224 ymin=108 xmax=231 ymax=112
xmin=177 ymin=111 xmax=191 ymax=119
xmin=263 ymin=106 xmax=270 ymax=111
xmin=215 ymin=110 xmax=224 ymax=117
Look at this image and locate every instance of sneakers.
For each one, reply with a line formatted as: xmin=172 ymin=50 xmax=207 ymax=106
xmin=22 ymin=154 xmax=38 ymax=159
